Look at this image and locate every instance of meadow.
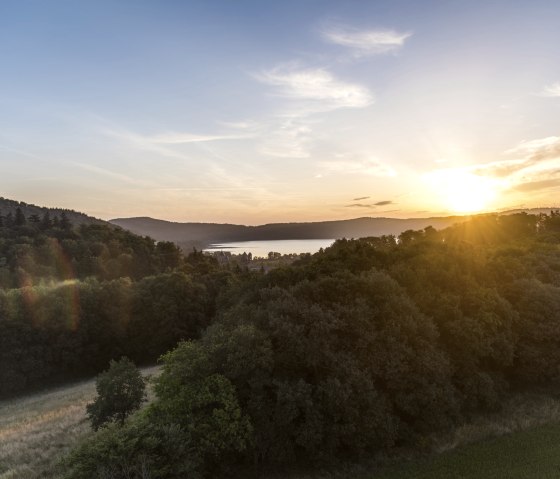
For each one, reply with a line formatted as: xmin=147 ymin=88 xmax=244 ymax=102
xmin=3 ymin=377 xmax=560 ymax=479
xmin=276 ymin=391 xmax=560 ymax=479
xmin=0 ymin=367 xmax=159 ymax=479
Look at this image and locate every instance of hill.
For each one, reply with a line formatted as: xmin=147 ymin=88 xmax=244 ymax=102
xmin=0 ymin=197 xmax=106 ymax=226
xmin=109 ymin=215 xmax=469 ymax=248
xmin=0 ymin=366 xmax=159 ymax=479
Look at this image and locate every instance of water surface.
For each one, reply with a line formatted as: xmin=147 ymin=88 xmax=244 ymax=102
xmin=204 ymin=239 xmax=335 ymax=257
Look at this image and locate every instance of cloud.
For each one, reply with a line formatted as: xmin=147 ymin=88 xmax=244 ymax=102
xmin=218 ymin=120 xmax=260 ymax=130
xmin=472 ymin=159 xmax=529 ymax=178
xmin=103 ymin=126 xmax=251 ymax=161
xmin=321 ymin=157 xmax=396 ymax=177
xmin=345 ymin=199 xmax=394 ymax=208
xmin=353 ymin=196 xmax=370 ymax=201
xmin=322 ymin=25 xmax=412 ymax=56
xmin=512 ymin=177 xmax=560 ymax=193
xmin=470 ymin=137 xmax=560 ymax=178
xmin=148 ymin=132 xmax=250 ymax=144
xmin=506 ymin=136 xmax=560 ymax=161
xmin=253 ymin=65 xmax=373 ymax=158
xmin=0 ymin=144 xmax=44 ymax=161
xmin=540 ymin=82 xmax=560 ymax=97
xmin=71 ymin=162 xmax=156 ymax=187
xmin=433 ymin=136 xmax=560 ymax=198
xmin=345 ymin=203 xmax=374 ymax=208
xmin=255 ymin=66 xmax=374 ymax=112
xmin=258 ymin=118 xmax=312 ymax=158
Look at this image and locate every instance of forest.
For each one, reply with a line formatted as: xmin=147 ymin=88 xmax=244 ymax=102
xmin=2 ymin=208 xmax=560 ymax=477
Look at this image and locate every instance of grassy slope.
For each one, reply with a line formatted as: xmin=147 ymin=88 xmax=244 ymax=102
xmin=2 ymin=380 xmax=560 ymax=479
xmin=279 ymin=392 xmax=560 ymax=479
xmin=0 ymin=367 xmax=159 ymax=479
xmin=373 ymin=422 xmax=560 ymax=479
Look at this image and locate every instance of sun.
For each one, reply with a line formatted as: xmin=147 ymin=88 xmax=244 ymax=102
xmin=427 ymin=169 xmax=498 ymax=214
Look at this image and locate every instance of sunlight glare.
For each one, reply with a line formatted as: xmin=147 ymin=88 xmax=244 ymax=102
xmin=427 ymin=169 xmax=498 ymax=213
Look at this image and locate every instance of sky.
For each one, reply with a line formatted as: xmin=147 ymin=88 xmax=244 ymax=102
xmin=1 ymin=0 xmax=559 ymax=224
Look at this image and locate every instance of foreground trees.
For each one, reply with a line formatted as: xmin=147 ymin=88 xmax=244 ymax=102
xmin=62 ymin=213 xmax=560 ymax=478
xmin=87 ymin=357 xmax=146 ymax=431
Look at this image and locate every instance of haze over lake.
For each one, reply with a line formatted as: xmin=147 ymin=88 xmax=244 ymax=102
xmin=204 ymin=239 xmax=335 ymax=256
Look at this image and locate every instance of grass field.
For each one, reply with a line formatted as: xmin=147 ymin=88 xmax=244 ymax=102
xmin=372 ymin=421 xmax=560 ymax=478
xmin=2 ymin=380 xmax=560 ymax=479
xmin=0 ymin=367 xmax=159 ymax=479
xmin=278 ymin=392 xmax=560 ymax=479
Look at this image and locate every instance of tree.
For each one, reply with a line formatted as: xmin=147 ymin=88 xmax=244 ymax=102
xmin=14 ymin=207 xmax=26 ymax=226
xmin=86 ymin=357 xmax=146 ymax=431
xmin=40 ymin=211 xmax=52 ymax=230
xmin=28 ymin=213 xmax=41 ymax=224
xmin=60 ymin=211 xmax=72 ymax=230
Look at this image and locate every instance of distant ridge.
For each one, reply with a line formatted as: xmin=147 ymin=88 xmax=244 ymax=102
xmin=110 ymin=208 xmax=560 ymax=249
xmin=0 ymin=197 xmax=106 ymax=226
xmin=110 ymin=215 xmax=468 ymax=249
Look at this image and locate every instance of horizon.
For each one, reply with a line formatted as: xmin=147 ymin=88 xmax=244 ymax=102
xmin=1 ymin=1 xmax=559 ymax=223
xmin=4 ymin=195 xmax=559 ymax=227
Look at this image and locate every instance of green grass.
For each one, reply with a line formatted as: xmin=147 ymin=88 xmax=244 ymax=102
xmin=276 ymin=392 xmax=560 ymax=479
xmin=372 ymin=421 xmax=560 ymax=478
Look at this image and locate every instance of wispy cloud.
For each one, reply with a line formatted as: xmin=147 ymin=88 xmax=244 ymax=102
xmin=258 ymin=119 xmax=312 ymax=158
xmin=320 ymin=157 xmax=396 ymax=177
xmin=540 ymin=82 xmax=560 ymax=97
xmin=255 ymin=66 xmax=374 ymax=112
xmin=252 ymin=66 xmax=373 ymax=157
xmin=512 ymin=178 xmax=560 ymax=193
xmin=345 ymin=199 xmax=393 ymax=208
xmin=506 ymin=136 xmax=560 ymax=160
xmin=148 ymin=132 xmax=251 ymax=144
xmin=71 ymin=162 xmax=157 ymax=187
xmin=430 ymin=136 xmax=560 ymax=198
xmin=322 ymin=25 xmax=412 ymax=56
xmin=103 ymin=126 xmax=250 ymax=160
xmin=353 ymin=196 xmax=370 ymax=201
xmin=0 ymin=144 xmax=44 ymax=161
xmin=218 ymin=120 xmax=261 ymax=131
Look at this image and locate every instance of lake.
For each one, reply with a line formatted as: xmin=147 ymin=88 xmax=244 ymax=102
xmin=204 ymin=239 xmax=335 ymax=257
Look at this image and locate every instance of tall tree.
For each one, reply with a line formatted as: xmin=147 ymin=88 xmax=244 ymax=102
xmin=14 ymin=208 xmax=26 ymax=226
xmin=60 ymin=211 xmax=72 ymax=230
xmin=41 ymin=211 xmax=52 ymax=230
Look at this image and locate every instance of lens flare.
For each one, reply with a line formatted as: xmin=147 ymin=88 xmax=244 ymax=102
xmin=18 ymin=238 xmax=81 ymax=331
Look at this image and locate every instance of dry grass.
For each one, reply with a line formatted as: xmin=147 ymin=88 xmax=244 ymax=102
xmin=0 ymin=366 xmax=159 ymax=479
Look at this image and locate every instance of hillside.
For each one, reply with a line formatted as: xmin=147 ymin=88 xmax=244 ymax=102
xmin=0 ymin=366 xmax=159 ymax=479
xmin=109 ymin=215 xmax=469 ymax=247
xmin=0 ymin=197 xmax=106 ymax=226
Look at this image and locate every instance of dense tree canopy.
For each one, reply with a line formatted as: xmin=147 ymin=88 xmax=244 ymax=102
xmin=63 ymin=212 xmax=560 ymax=478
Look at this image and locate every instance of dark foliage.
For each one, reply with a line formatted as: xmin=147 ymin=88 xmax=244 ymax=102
xmin=87 ymin=357 xmax=146 ymax=430
xmin=63 ymin=211 xmax=560 ymax=478
xmin=0 ymin=216 xmax=219 ymax=397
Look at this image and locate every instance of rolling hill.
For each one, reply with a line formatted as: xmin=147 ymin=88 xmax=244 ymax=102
xmin=109 ymin=215 xmax=469 ymax=249
xmin=0 ymin=197 xmax=106 ymax=226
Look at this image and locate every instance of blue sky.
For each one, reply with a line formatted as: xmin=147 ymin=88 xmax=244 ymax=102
xmin=1 ymin=0 xmax=559 ymax=223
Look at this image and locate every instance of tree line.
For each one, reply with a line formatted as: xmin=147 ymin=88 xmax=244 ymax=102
xmin=0 ymin=214 xmax=224 ymax=397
